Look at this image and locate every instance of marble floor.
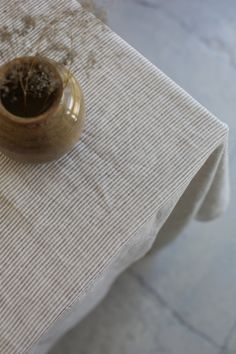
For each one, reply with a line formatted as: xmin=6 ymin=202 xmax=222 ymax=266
xmin=50 ymin=1 xmax=236 ymax=353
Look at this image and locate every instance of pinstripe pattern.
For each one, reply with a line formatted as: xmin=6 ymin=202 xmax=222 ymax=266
xmin=0 ymin=0 xmax=228 ymax=353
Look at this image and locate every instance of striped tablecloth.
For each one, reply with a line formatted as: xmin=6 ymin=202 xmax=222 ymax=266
xmin=0 ymin=1 xmax=229 ymax=353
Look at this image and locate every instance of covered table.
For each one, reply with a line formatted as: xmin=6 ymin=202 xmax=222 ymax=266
xmin=0 ymin=0 xmax=229 ymax=353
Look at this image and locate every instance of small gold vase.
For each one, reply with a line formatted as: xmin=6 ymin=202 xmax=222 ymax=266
xmin=0 ymin=56 xmax=85 ymax=163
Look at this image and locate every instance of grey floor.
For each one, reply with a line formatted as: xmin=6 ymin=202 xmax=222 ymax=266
xmin=50 ymin=1 xmax=236 ymax=353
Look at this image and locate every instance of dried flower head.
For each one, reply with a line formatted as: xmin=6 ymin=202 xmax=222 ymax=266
xmin=0 ymin=26 xmax=12 ymax=42
xmin=21 ymin=15 xmax=37 ymax=30
xmin=80 ymin=0 xmax=108 ymax=23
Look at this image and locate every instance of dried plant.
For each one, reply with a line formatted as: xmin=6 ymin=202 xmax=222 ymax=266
xmin=0 ymin=0 xmax=111 ymax=117
xmin=80 ymin=0 xmax=108 ymax=23
xmin=0 ymin=60 xmax=61 ymax=117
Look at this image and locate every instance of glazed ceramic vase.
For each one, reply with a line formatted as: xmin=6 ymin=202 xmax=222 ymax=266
xmin=0 ymin=56 xmax=85 ymax=163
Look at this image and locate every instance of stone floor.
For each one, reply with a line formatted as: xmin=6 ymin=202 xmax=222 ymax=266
xmin=50 ymin=1 xmax=236 ymax=353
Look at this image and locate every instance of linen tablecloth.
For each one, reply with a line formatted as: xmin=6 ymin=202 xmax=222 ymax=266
xmin=0 ymin=0 xmax=229 ymax=353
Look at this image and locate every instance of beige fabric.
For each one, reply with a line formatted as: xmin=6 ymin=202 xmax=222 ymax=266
xmin=0 ymin=1 xmax=229 ymax=353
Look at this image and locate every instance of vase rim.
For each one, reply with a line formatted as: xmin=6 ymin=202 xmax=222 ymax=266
xmin=0 ymin=56 xmax=64 ymax=124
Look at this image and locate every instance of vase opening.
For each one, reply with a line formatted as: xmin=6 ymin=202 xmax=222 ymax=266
xmin=0 ymin=57 xmax=63 ymax=119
